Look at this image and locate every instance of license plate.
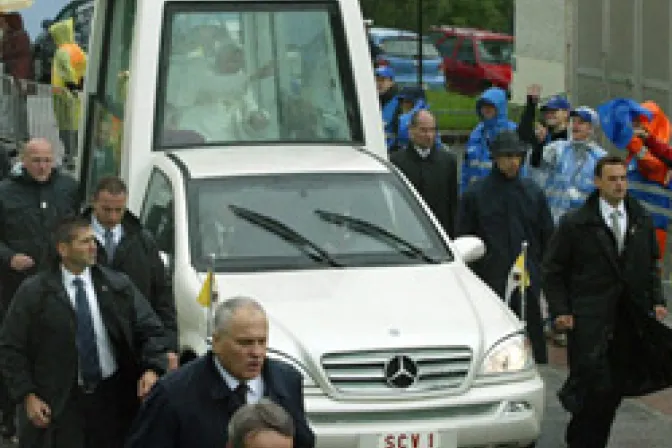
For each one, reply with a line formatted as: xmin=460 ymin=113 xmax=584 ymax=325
xmin=378 ymin=432 xmax=447 ymax=448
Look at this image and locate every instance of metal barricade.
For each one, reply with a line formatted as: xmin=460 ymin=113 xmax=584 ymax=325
xmin=0 ymin=73 xmax=82 ymax=165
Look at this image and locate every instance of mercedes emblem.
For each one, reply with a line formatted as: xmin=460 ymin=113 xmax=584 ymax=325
xmin=384 ymin=355 xmax=419 ymax=388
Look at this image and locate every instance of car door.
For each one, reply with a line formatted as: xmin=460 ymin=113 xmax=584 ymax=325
xmin=453 ymin=37 xmax=480 ymax=95
xmin=432 ymin=34 xmax=458 ymax=87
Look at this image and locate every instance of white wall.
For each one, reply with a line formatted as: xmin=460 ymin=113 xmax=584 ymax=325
xmin=511 ymin=0 xmax=568 ymax=104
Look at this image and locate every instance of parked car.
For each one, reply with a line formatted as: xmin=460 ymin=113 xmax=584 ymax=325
xmin=31 ymin=0 xmax=94 ymax=84
xmin=369 ymin=27 xmax=445 ymax=90
xmin=429 ymin=26 xmax=514 ymax=96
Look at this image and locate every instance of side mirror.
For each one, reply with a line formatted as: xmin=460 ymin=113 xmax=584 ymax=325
xmin=453 ymin=236 xmax=486 ymax=263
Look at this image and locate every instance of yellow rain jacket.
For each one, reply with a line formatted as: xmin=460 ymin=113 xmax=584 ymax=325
xmin=49 ymin=18 xmax=87 ymax=131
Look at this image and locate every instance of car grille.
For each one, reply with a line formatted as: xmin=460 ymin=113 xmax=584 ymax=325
xmin=321 ymin=347 xmax=472 ymax=394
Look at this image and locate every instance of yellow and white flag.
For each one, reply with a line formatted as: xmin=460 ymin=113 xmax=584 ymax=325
xmin=504 ymin=250 xmax=530 ymax=306
xmin=196 ymin=270 xmax=214 ymax=308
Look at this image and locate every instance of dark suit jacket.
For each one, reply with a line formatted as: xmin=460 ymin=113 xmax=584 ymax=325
xmin=543 ymin=192 xmax=672 ymax=411
xmin=390 ymin=144 xmax=459 ymax=236
xmin=0 ymin=264 xmax=167 ymax=443
xmin=82 ymin=208 xmax=178 ymax=352
xmin=125 ymin=353 xmax=315 ymax=448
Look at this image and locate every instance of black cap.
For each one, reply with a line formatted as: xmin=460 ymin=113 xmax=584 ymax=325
xmin=489 ymin=130 xmax=527 ymax=156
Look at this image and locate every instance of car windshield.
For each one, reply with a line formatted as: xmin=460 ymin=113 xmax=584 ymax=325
xmin=380 ymin=37 xmax=440 ymax=59
xmin=189 ymin=173 xmax=453 ymax=272
xmin=154 ymin=2 xmax=362 ymax=148
xmin=477 ymin=39 xmax=513 ymax=64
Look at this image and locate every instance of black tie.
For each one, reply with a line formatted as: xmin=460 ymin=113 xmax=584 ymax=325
xmin=73 ymin=277 xmax=102 ymax=389
xmin=233 ymin=382 xmax=248 ymax=408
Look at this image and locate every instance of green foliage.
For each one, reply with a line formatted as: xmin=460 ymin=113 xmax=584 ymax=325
xmin=425 ymin=90 xmax=523 ymax=131
xmin=362 ymin=0 xmax=514 ymax=35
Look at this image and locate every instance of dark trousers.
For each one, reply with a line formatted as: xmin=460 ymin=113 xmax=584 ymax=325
xmin=566 ymin=387 xmax=622 ymax=448
xmin=507 ymin=290 xmax=548 ymax=364
xmin=565 ymin=317 xmax=625 ymax=448
xmin=0 ymin=270 xmax=29 ymax=432
xmin=18 ymin=373 xmax=133 ymax=448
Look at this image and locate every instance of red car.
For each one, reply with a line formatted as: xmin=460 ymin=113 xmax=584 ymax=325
xmin=429 ymin=26 xmax=514 ymax=96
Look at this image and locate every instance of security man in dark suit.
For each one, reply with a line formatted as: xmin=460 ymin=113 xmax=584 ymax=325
xmin=0 ymin=217 xmax=168 ymax=448
xmin=544 ymin=155 xmax=671 ymax=448
xmin=126 ymin=297 xmax=315 ymax=448
xmin=82 ymin=176 xmax=178 ymax=370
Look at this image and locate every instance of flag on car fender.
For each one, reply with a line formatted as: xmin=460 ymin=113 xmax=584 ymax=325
xmin=197 ymin=270 xmax=213 ymax=308
xmin=505 ymin=250 xmax=529 ymax=306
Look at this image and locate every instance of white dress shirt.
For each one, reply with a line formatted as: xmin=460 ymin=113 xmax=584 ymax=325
xmin=61 ymin=266 xmax=118 ymax=382
xmin=415 ymin=145 xmax=431 ymax=159
xmin=213 ymin=356 xmax=264 ymax=404
xmin=91 ymin=215 xmax=123 ymax=247
xmin=599 ymin=197 xmax=627 ymax=245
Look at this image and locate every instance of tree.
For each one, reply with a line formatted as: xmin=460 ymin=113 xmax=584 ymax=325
xmin=361 ymin=0 xmax=514 ymax=35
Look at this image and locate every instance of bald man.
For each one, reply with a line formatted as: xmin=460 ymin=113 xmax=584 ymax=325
xmin=0 ymin=138 xmax=80 ymax=438
xmin=390 ymin=110 xmax=459 ymax=236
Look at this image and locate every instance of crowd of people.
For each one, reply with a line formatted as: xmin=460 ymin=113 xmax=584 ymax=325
xmin=377 ymin=67 xmax=672 ymax=447
xmin=0 ymin=138 xmax=312 ymax=448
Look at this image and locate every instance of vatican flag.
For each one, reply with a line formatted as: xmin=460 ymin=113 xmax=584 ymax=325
xmin=504 ymin=249 xmax=530 ymax=306
xmin=196 ymin=270 xmax=214 ymax=308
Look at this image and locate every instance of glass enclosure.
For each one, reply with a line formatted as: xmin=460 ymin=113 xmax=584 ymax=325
xmin=155 ymin=2 xmax=362 ymax=147
xmin=477 ymin=39 xmax=513 ymax=65
xmin=189 ymin=173 xmax=452 ymax=271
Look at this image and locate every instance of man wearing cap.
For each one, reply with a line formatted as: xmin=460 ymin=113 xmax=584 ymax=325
xmin=375 ymin=66 xmax=403 ymax=151
xmin=517 ymin=85 xmax=571 ymax=167
xmin=457 ymin=130 xmax=553 ymax=363
xmin=535 ymin=106 xmax=607 ymax=224
xmin=461 ymin=87 xmax=518 ymax=192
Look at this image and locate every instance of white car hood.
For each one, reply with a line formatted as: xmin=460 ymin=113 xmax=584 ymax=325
xmin=215 ymin=263 xmax=519 ymax=361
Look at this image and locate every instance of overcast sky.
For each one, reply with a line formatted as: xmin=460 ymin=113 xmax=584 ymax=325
xmin=20 ymin=0 xmax=70 ymax=39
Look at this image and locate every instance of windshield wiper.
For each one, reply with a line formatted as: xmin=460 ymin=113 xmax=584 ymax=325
xmin=229 ymin=205 xmax=342 ymax=268
xmin=314 ymin=209 xmax=441 ymax=264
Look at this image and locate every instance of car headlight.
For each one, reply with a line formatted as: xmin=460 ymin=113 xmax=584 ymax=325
xmin=479 ymin=333 xmax=533 ymax=375
xmin=267 ymin=351 xmax=323 ymax=396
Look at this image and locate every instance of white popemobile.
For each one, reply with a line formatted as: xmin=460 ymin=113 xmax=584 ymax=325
xmin=77 ymin=0 xmax=544 ymax=447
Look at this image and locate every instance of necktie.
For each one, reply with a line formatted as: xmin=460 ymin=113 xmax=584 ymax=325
xmin=73 ymin=278 xmax=102 ymax=389
xmin=233 ymin=382 xmax=248 ymax=409
xmin=610 ymin=210 xmax=624 ymax=253
xmin=104 ymin=229 xmax=115 ymax=263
